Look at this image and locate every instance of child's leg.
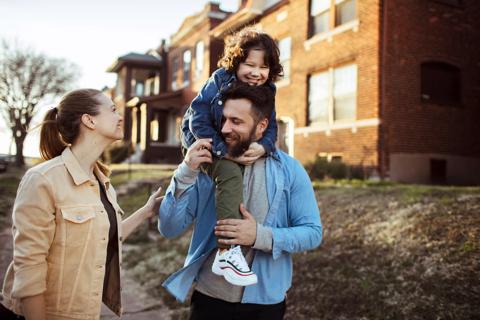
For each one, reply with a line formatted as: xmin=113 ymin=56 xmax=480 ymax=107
xmin=210 ymin=158 xmax=243 ymax=249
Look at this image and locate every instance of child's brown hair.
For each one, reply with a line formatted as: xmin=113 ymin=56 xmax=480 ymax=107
xmin=218 ymin=27 xmax=283 ymax=83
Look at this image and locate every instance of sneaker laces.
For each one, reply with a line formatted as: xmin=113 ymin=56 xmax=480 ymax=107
xmin=227 ymin=246 xmax=250 ymax=271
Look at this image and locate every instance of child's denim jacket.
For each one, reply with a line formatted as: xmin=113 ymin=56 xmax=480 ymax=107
xmin=181 ymin=67 xmax=277 ymax=158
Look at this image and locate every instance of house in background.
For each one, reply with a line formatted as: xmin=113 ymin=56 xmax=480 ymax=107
xmin=107 ymin=0 xmax=480 ymax=185
xmin=107 ymin=2 xmax=229 ymax=164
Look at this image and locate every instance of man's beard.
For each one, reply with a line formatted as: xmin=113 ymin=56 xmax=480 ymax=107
xmin=224 ymin=127 xmax=256 ymax=158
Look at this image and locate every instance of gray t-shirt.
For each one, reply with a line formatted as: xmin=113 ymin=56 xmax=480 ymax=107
xmin=193 ymin=158 xmax=273 ymax=302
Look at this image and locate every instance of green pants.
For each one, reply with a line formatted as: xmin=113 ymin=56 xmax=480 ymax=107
xmin=207 ymin=158 xmax=243 ymax=249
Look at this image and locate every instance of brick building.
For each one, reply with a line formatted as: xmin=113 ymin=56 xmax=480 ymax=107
xmin=108 ymin=0 xmax=480 ymax=185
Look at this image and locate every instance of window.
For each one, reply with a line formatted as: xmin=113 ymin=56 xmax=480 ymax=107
xmin=421 ymin=62 xmax=460 ymax=105
xmin=311 ymin=0 xmax=330 ymax=35
xmin=171 ymin=56 xmax=179 ymax=90
xmin=335 ymin=0 xmax=356 ymax=26
xmin=333 ymin=64 xmax=357 ymax=121
xmin=278 ymin=37 xmax=291 ymax=81
xmin=195 ymin=41 xmax=204 ymax=78
xmin=135 ymin=81 xmax=144 ymax=97
xmin=308 ymin=64 xmax=357 ymax=125
xmin=183 ymin=50 xmax=191 ymax=85
xmin=310 ymin=0 xmax=357 ymax=36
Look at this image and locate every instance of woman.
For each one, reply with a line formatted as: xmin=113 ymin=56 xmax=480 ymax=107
xmin=0 ymin=89 xmax=163 ymax=320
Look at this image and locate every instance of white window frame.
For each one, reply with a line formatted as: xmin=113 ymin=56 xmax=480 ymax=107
xmin=308 ymin=64 xmax=357 ymax=127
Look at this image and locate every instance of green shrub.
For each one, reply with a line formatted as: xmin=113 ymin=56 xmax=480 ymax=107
xmin=305 ymin=156 xmax=367 ymax=180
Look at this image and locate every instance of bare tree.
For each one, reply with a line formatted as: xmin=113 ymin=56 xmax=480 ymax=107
xmin=0 ymin=40 xmax=78 ymax=166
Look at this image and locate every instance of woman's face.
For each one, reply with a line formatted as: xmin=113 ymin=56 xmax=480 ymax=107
xmin=91 ymin=94 xmax=124 ymax=141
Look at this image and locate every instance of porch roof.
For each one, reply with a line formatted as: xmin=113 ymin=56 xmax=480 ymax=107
xmin=126 ymin=89 xmax=190 ymax=112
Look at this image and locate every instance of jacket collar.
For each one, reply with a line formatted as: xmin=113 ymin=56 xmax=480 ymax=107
xmin=61 ymin=147 xmax=110 ymax=189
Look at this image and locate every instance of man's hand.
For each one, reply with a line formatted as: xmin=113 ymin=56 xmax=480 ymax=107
xmin=184 ymin=138 xmax=213 ymax=170
xmin=215 ymin=204 xmax=257 ymax=246
xmin=226 ymin=142 xmax=265 ymax=166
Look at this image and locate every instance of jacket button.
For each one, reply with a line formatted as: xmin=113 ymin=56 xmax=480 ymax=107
xmin=119 ymin=236 xmax=123 ymax=242
xmin=90 ymin=182 xmax=95 ymax=187
xmin=218 ymin=100 xmax=223 ymax=105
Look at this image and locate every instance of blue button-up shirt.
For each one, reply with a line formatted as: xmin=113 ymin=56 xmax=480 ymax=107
xmin=158 ymin=150 xmax=322 ymax=304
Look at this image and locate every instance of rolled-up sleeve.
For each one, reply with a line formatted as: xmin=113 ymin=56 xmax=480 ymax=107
xmin=11 ymin=171 xmax=56 ymax=299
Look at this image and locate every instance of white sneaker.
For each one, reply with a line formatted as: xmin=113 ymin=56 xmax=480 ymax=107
xmin=211 ymin=249 xmax=227 ymax=276
xmin=222 ymin=245 xmax=258 ymax=286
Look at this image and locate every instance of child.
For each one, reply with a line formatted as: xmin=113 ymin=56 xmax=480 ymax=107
xmin=180 ymin=27 xmax=283 ymax=286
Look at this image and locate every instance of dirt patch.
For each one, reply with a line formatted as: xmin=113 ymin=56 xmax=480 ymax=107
xmin=285 ymin=185 xmax=480 ymax=320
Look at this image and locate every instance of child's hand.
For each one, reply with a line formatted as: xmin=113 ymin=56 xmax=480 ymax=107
xmin=244 ymin=142 xmax=265 ymax=158
xmin=228 ymin=142 xmax=265 ymax=166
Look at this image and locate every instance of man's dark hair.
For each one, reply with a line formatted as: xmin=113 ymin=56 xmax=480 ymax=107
xmin=222 ymin=82 xmax=275 ymax=122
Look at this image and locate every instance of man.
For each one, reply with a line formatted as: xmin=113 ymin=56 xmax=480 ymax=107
xmin=158 ymin=83 xmax=322 ymax=319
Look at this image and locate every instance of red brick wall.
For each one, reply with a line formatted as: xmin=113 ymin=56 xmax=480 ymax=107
xmin=256 ymin=0 xmax=382 ymax=166
xmin=383 ymin=0 xmax=480 ymax=159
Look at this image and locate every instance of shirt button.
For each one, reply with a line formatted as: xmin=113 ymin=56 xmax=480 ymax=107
xmin=97 ymin=265 xmax=103 ymax=269
xmin=119 ymin=236 xmax=123 ymax=242
xmin=218 ymin=100 xmax=223 ymax=105
xmin=228 ymin=83 xmax=232 ymax=87
xmin=216 ymin=151 xmax=221 ymax=156
xmin=75 ymin=215 xmax=83 ymax=221
xmin=90 ymin=182 xmax=95 ymax=187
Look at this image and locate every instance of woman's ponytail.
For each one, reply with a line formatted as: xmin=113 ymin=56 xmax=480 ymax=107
xmin=39 ymin=107 xmax=66 ymax=160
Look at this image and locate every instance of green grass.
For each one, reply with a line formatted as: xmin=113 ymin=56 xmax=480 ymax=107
xmin=0 ymin=171 xmax=24 ymax=229
xmin=110 ymin=169 xmax=172 ymax=187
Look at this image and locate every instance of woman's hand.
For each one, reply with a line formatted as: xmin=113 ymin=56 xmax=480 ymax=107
xmin=142 ymin=186 xmax=164 ymax=219
xmin=227 ymin=142 xmax=265 ymax=166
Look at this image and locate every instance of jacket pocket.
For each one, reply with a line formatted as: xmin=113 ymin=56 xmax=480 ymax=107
xmin=60 ymin=206 xmax=96 ymax=247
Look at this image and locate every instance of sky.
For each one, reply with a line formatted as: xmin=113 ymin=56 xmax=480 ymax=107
xmin=0 ymin=0 xmax=238 ymax=157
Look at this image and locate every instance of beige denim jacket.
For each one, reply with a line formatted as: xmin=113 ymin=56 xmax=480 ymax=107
xmin=1 ymin=147 xmax=124 ymax=319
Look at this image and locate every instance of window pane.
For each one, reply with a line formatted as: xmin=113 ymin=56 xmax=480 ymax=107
xmin=309 ymin=72 xmax=330 ymax=124
xmin=278 ymin=37 xmax=291 ymax=80
xmin=279 ymin=37 xmax=291 ymax=61
xmin=333 ymin=64 xmax=357 ymax=121
xmin=311 ymin=0 xmax=331 ymax=15
xmin=335 ymin=0 xmax=356 ymax=26
xmin=195 ymin=41 xmax=204 ymax=72
xmin=313 ymin=11 xmax=330 ymax=34
xmin=183 ymin=50 xmax=191 ymax=84
xmin=282 ymin=60 xmax=291 ymax=80
xmin=264 ymin=0 xmax=281 ymax=10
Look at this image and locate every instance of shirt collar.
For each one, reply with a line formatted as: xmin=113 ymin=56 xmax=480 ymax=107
xmin=61 ymin=147 xmax=111 ymax=189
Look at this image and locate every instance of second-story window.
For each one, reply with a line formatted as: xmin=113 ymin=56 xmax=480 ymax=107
xmin=308 ymin=63 xmax=357 ymax=125
xmin=421 ymin=62 xmax=460 ymax=105
xmin=171 ymin=56 xmax=179 ymax=90
xmin=335 ymin=0 xmax=356 ymax=27
xmin=311 ymin=0 xmax=331 ymax=35
xmin=278 ymin=37 xmax=292 ymax=82
xmin=183 ymin=50 xmax=191 ymax=86
xmin=310 ymin=0 xmax=357 ymax=37
xmin=195 ymin=41 xmax=204 ymax=79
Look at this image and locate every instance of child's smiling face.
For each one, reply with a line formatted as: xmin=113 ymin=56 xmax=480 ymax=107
xmin=236 ymin=49 xmax=270 ymax=86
